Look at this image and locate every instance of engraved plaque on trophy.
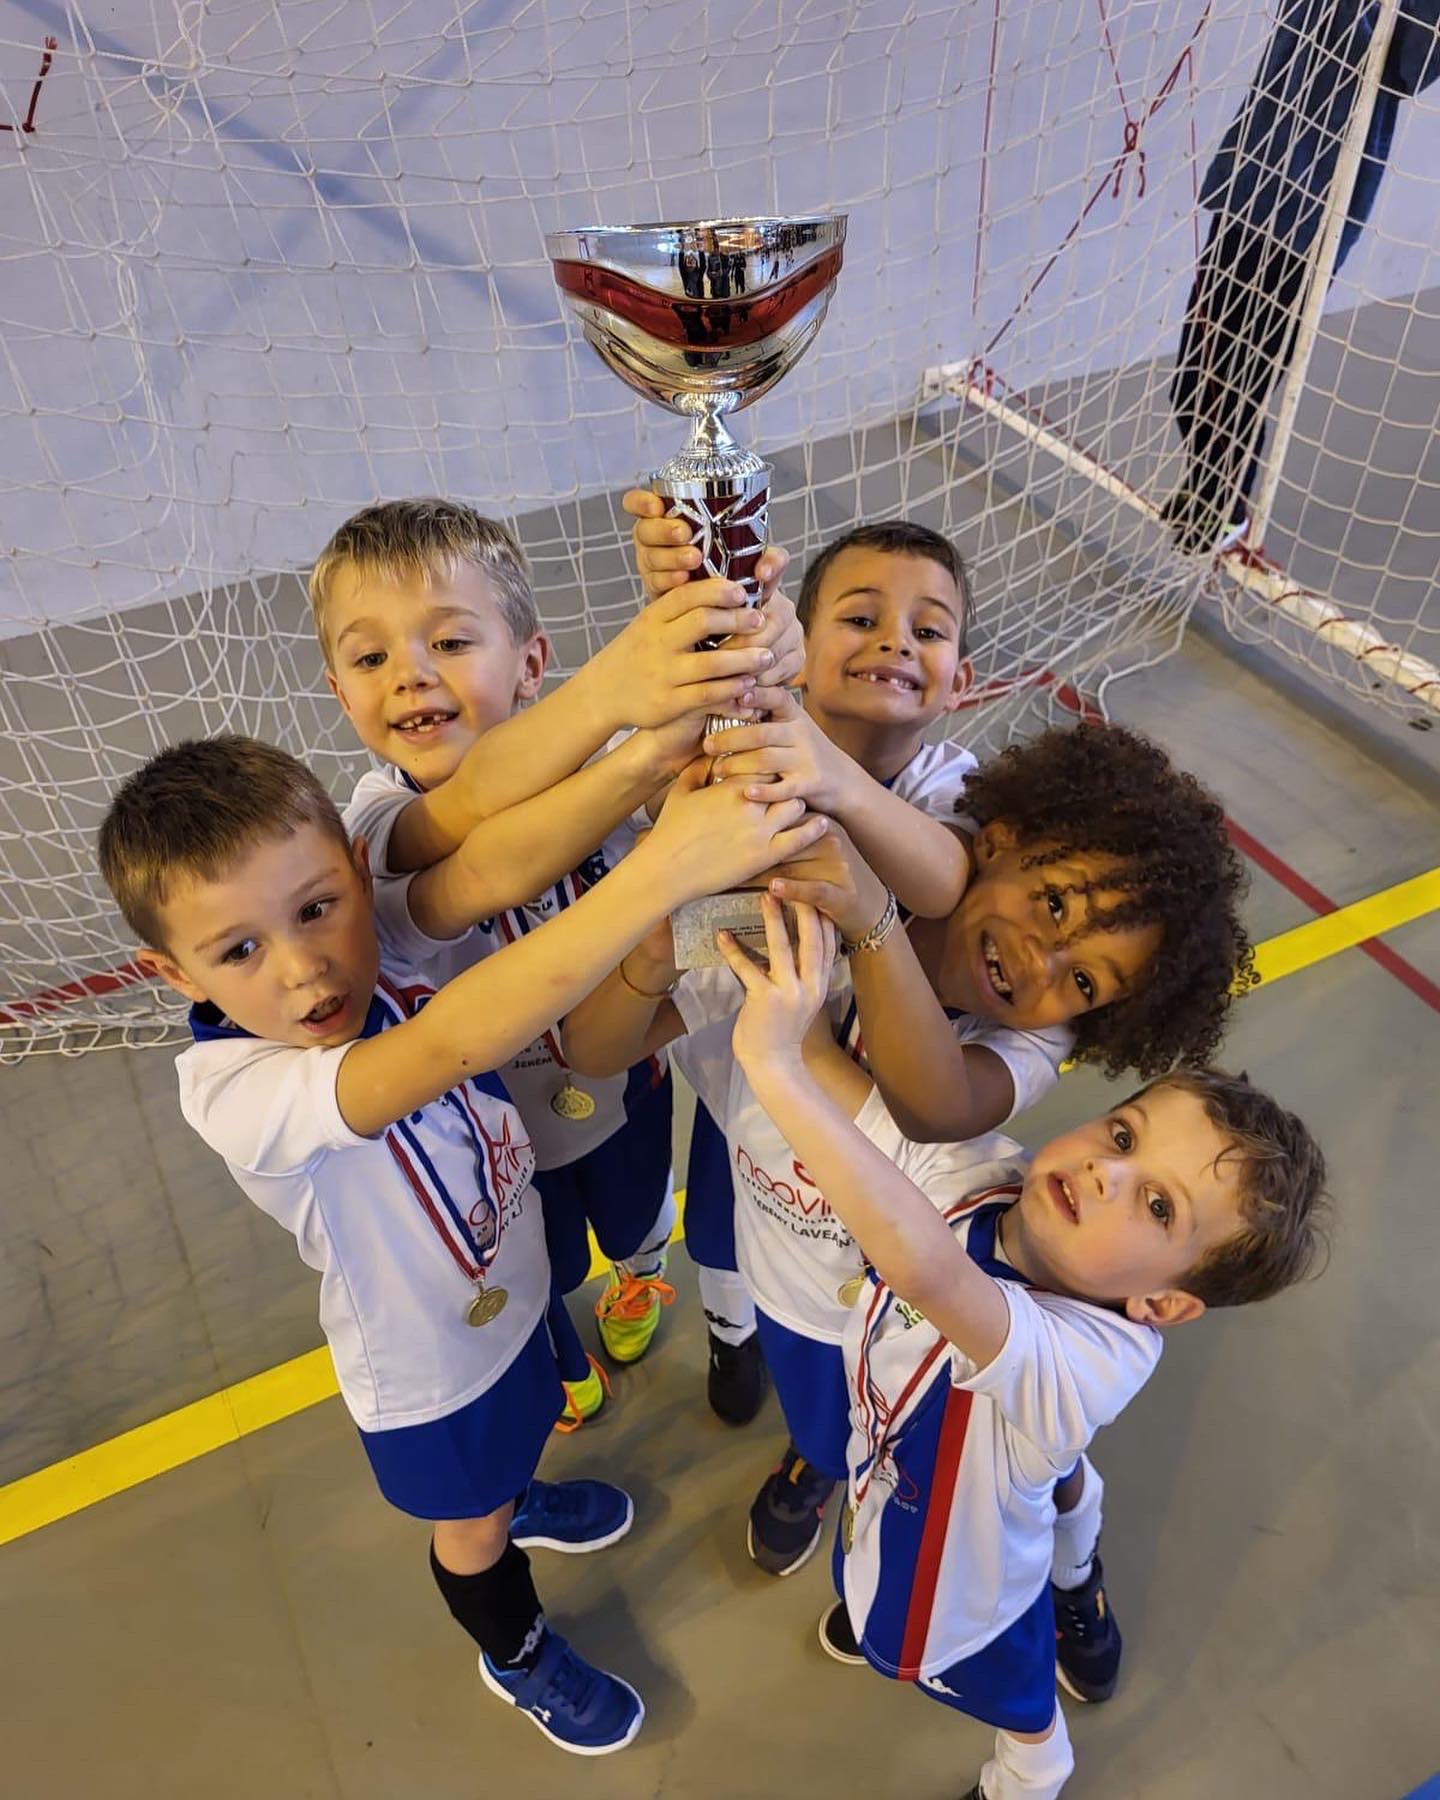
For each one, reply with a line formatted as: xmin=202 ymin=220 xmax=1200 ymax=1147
xmin=545 ymin=216 xmax=847 ymax=965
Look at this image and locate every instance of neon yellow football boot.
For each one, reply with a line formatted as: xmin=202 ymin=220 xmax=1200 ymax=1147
xmin=595 ymin=1262 xmax=676 ymax=1364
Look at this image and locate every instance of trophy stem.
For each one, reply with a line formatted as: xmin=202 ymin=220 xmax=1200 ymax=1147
xmin=682 ymin=403 xmax=740 ymax=464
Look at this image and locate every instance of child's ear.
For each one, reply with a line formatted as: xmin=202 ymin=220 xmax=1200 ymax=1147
xmin=1123 ymin=1289 xmax=1206 ymax=1328
xmin=135 ymin=945 xmax=209 ymax=1006
xmin=350 ymin=832 xmax=372 ymax=895
xmin=940 ymin=655 xmax=975 ymax=715
xmin=325 ymin=663 xmax=350 ymax=716
xmin=973 ymin=819 xmax=1019 ymax=865
xmin=515 ymin=631 xmax=550 ymax=704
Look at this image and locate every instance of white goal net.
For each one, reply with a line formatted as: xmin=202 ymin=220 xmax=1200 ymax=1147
xmin=2 ymin=0 xmax=1438 ymax=1056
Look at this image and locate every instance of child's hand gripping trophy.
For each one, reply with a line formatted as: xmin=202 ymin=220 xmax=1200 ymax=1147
xmin=718 ymin=895 xmax=839 ymax=1079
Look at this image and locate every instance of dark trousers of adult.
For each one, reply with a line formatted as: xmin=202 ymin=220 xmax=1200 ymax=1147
xmin=1169 ymin=208 xmax=1316 ymax=521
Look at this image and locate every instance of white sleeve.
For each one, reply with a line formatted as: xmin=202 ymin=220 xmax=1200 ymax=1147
xmin=953 ymin=1287 xmax=1161 ymax=1470
xmin=177 ymin=1039 xmax=370 ymax=1176
xmin=343 ymin=769 xmax=412 ymax=878
xmin=667 ymin=968 xmax=743 ymax=1119
xmin=890 ymin=741 xmax=979 ymax=823
xmin=954 ymin=1017 xmax=1071 ymax=1122
xmin=852 ymin=1085 xmax=1021 ymax=1175
xmin=369 ymin=870 xmax=474 ymax=969
xmin=673 ymin=965 xmax=745 ymax=1036
xmin=668 ymin=1013 xmax=735 ymax=1123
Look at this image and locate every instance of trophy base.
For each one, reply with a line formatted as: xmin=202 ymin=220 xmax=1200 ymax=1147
xmin=671 ymin=891 xmax=797 ymax=970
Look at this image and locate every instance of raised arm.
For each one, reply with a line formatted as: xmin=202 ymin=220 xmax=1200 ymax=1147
xmin=560 ymin=923 xmax=686 ymax=1080
xmin=706 ymin=692 xmax=969 ymax=919
xmin=720 ymin=900 xmax=1010 ymax=1369
xmin=337 ymin=771 xmax=826 ymax=1137
xmin=404 ymin=723 xmax=691 ymax=941
xmin=767 ymin=826 xmax=1018 ymax=1142
xmin=384 ymin=579 xmax=796 ymax=872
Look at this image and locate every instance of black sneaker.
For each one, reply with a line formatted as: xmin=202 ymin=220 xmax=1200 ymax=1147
xmin=746 ymin=1443 xmax=834 ymax=1576
xmin=816 ymin=1600 xmax=866 ymax=1665
xmin=707 ymin=1327 xmax=767 ymax=1426
xmin=1053 ymin=1553 xmax=1122 ymax=1702
xmin=1159 ymin=485 xmax=1248 ymax=557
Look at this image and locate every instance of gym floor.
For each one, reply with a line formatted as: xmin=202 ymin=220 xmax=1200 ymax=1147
xmin=1 ymin=628 xmax=1438 ymax=1800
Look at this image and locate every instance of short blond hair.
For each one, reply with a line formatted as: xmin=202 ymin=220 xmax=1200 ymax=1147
xmin=309 ymin=498 xmax=539 ymax=661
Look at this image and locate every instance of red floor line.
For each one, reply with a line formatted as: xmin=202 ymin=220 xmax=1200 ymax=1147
xmin=1226 ymin=820 xmax=1440 ymax=1014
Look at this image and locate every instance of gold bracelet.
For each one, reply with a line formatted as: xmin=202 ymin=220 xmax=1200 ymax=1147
xmin=841 ymin=888 xmax=899 ymax=957
xmin=618 ymin=955 xmax=678 ymax=1002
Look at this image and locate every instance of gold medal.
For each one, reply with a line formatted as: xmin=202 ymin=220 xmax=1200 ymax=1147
xmin=840 ymin=1500 xmax=856 ymax=1555
xmin=836 ymin=1273 xmax=867 ymax=1309
xmin=550 ymin=1081 xmax=597 ymax=1122
xmin=465 ymin=1286 xmax=509 ymax=1328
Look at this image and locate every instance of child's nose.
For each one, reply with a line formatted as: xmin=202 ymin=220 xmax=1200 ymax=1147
xmin=282 ymin=943 xmax=326 ymax=988
xmin=1023 ymin=934 xmax=1064 ymax=990
xmin=392 ymin=646 xmax=436 ymax=688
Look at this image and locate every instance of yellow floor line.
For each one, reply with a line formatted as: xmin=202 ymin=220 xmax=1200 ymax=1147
xmin=1248 ymin=866 xmax=1440 ymax=988
xmin=3 ymin=861 xmax=1437 ymax=1550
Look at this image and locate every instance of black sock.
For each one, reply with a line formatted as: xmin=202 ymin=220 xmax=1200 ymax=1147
xmin=429 ymin=1539 xmax=546 ymax=1671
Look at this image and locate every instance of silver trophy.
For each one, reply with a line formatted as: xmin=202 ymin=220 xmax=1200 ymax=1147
xmin=545 ymin=215 xmax=847 ymax=965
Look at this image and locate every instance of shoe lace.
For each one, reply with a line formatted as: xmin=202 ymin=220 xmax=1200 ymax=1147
xmin=525 ymin=1478 xmax=602 ymax=1530
xmin=1056 ymin=1586 xmax=1105 ymax=1640
xmin=533 ymin=1639 xmax=601 ymax=1716
xmin=595 ymin=1272 xmax=677 ymax=1324
xmin=776 ymin=1449 xmax=833 ymax=1510
xmin=554 ymin=1355 xmax=612 ymax=1435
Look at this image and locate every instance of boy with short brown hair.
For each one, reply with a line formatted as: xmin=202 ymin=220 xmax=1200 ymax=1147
xmin=98 ymin=733 xmax=821 ymax=1757
xmin=719 ymin=897 xmax=1327 ymax=1800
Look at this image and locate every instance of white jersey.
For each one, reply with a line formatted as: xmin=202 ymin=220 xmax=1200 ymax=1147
xmin=669 ymin=736 xmax=1070 ymax=1341
xmin=176 ymin=956 xmax=550 ymax=1434
xmin=841 ymin=1183 xmax=1161 ymax=1679
xmin=885 ymin=735 xmax=979 ymax=823
xmin=345 ymin=763 xmax=664 ymax=1171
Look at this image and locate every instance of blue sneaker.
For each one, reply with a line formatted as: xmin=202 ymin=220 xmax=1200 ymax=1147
xmin=480 ymin=1631 xmax=644 ymax=1756
xmin=510 ymin=1478 xmax=634 ymax=1554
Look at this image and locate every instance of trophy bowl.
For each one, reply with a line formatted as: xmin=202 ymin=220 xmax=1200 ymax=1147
xmin=544 ymin=216 xmax=846 ymax=478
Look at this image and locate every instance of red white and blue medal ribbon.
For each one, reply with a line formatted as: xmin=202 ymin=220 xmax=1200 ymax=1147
xmin=371 ymin=973 xmax=507 ymax=1291
xmin=850 ymin=1184 xmax=1022 ymax=1509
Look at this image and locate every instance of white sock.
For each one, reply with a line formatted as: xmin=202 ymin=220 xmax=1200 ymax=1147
xmin=615 ymin=1181 xmax=677 ymax=1281
xmin=1051 ymin=1455 xmax=1104 ymax=1591
xmin=696 ymin=1265 xmax=755 ymax=1344
xmin=978 ymin=1705 xmax=1074 ymax=1800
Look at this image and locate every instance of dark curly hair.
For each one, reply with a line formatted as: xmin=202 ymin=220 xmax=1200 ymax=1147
xmin=960 ymin=721 xmax=1254 ymax=1075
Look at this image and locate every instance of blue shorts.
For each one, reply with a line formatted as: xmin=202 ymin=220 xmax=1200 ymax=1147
xmin=830 ymin=1532 xmax=1056 ymax=1736
xmin=682 ymin=1097 xmax=738 ymax=1272
xmin=915 ymin=1586 xmax=1057 ymax=1734
xmin=357 ymin=1317 xmax=562 ymax=1521
xmin=534 ymin=1069 xmax=674 ymax=1293
xmin=754 ymin=1307 xmax=849 ymax=1482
